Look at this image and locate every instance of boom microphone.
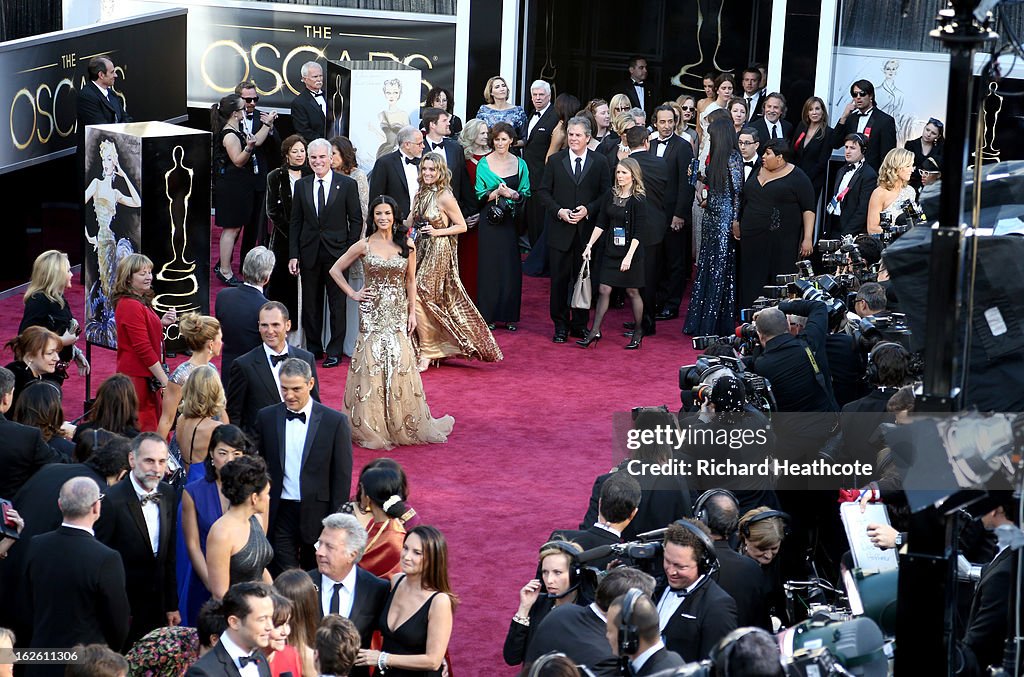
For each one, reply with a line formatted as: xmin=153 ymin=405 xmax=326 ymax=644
xmin=577 ymin=544 xmax=615 ymax=564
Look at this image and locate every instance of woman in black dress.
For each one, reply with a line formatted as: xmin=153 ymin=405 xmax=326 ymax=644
xmin=905 ymin=117 xmax=944 ymax=193
xmin=792 ymin=96 xmax=833 ymax=202
xmin=265 ymin=134 xmax=309 ymax=319
xmin=4 ymin=326 xmax=62 ymax=410
xmin=579 ymin=157 xmax=647 ymax=349
xmin=20 ymin=250 xmax=90 ymax=383
xmin=738 ymin=139 xmax=817 ymax=310
xmin=355 ymin=525 xmax=457 ymax=676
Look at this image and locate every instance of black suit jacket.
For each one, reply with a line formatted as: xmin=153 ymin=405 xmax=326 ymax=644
xmin=834 ymin=108 xmax=897 ymax=171
xmin=549 ymin=525 xmax=620 ymax=570
xmin=525 ymin=604 xmax=619 ymax=676
xmin=185 ymin=637 xmax=272 ymax=677
xmin=245 ymin=109 xmax=277 ymax=190
xmin=306 ymin=566 xmax=389 ymax=677
xmin=830 ymin=162 xmax=878 ymax=237
xmin=426 ymin=136 xmax=475 ymax=216
xmin=76 ymin=80 xmax=130 ymax=127
xmin=619 ymin=78 xmax=660 ymax=119
xmin=655 ymin=578 xmax=738 ymax=662
xmin=289 ymin=89 xmax=331 ymax=144
xmin=256 ymin=401 xmax=353 ymax=545
xmin=94 ymin=477 xmax=178 ymax=644
xmin=650 ymin=135 xmax=696 ymax=225
xmin=24 ymin=527 xmax=130 ymax=675
xmin=214 ymin=283 xmax=267 ymax=390
xmin=629 ymin=151 xmax=669 ymax=246
xmin=637 ymin=647 xmax=687 ymax=675
xmin=522 ymin=105 xmax=558 ymax=184
xmin=368 ymin=150 xmax=416 ymax=220
xmin=964 ymin=547 xmax=1016 ymax=670
xmin=0 ymin=413 xmax=60 ymax=500
xmin=537 ymin=149 xmax=611 ymax=252
xmin=289 ymin=171 xmax=362 ymax=264
xmin=793 ymin=124 xmax=834 ymax=196
xmin=751 ymin=117 xmax=794 ymax=147
xmin=712 ymin=540 xmax=771 ymax=629
xmin=226 ymin=343 xmax=320 ymax=436
xmin=582 ymin=461 xmax=690 ymax=541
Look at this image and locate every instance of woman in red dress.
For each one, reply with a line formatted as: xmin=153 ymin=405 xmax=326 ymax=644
xmin=456 ymin=118 xmax=492 ymax=301
xmin=112 ymin=253 xmax=176 ymax=431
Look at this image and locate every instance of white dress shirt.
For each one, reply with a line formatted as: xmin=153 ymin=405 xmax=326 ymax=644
xmin=632 ymin=640 xmax=667 ymax=674
xmin=60 ymin=522 xmax=95 ymax=536
xmin=765 ymin=119 xmax=783 ymax=140
xmin=129 ymin=473 xmax=160 ymax=554
xmin=657 ymin=575 xmax=706 ymax=631
xmin=745 ymin=92 xmax=761 ymax=115
xmin=655 ymin=135 xmax=672 ymax=158
xmin=93 ymin=80 xmax=110 ymax=99
xmin=831 ymin=160 xmax=864 ymax=216
xmin=309 ymin=88 xmax=327 ymax=117
xmin=311 ymin=172 xmax=333 ymax=217
xmin=569 ymin=148 xmax=588 ymax=177
xmin=856 ymin=108 xmax=874 ymax=134
xmin=219 ymin=630 xmax=262 ymax=677
xmin=262 ymin=343 xmax=288 ymax=398
xmin=633 ymin=81 xmax=646 ymax=110
xmin=400 ymin=152 xmax=419 ymax=207
xmin=281 ymin=398 xmax=314 ymax=501
xmin=528 ymin=104 xmax=550 ymax=138
xmin=592 ymin=522 xmax=621 ymax=537
xmin=319 ymin=564 xmax=358 ymax=618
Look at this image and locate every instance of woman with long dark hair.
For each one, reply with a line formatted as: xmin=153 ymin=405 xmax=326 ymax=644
xmin=265 ymin=134 xmax=309 ymax=320
xmin=73 ymin=373 xmax=139 ymax=442
xmin=329 ymin=195 xmax=454 ymax=450
xmin=684 ymin=118 xmax=743 ymax=335
xmin=12 ymin=381 xmax=74 ymax=461
xmin=544 ymin=93 xmax=582 ymax=161
xmin=792 ymin=96 xmax=833 ymax=201
xmin=354 ymin=465 xmax=410 ymax=579
xmin=905 ymin=117 xmax=944 ymax=192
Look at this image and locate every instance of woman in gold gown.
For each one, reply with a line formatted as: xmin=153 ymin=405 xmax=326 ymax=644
xmin=329 ymin=195 xmax=454 ymax=450
xmin=410 ymin=152 xmax=502 ymax=372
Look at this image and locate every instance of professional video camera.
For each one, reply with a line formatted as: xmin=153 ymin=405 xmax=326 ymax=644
xmin=739 ymin=267 xmax=853 ymax=330
xmin=679 ymin=355 xmax=776 ymax=413
xmin=849 ymin=313 xmax=912 ymax=353
xmin=577 ymin=527 xmax=668 ymax=578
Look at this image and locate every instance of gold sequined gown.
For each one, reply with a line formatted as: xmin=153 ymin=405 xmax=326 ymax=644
xmin=344 ymin=249 xmax=454 ymax=450
xmin=413 ymin=190 xmax=503 ymax=363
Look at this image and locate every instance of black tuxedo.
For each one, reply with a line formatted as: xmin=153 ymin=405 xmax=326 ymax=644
xmin=185 ymin=636 xmax=272 ymax=677
xmin=214 ymin=283 xmax=267 ymax=390
xmin=827 ymin=161 xmax=877 ymax=238
xmin=306 ymin=567 xmax=389 ymax=677
xmin=525 ymin=604 xmax=619 ymax=676
xmin=424 ymin=136 xmax=475 ymax=216
xmin=963 ymin=547 xmax=1016 ymax=671
xmin=655 ymin=578 xmax=738 ymax=661
xmin=290 ymin=170 xmax=362 ymax=358
xmin=833 ymin=108 xmax=897 ymax=171
xmin=226 ymin=343 xmax=320 ymax=436
xmin=76 ymin=80 xmax=130 ymax=127
xmin=368 ymin=150 xmax=417 ymax=221
xmin=712 ymin=540 xmax=771 ymax=629
xmin=0 ymin=413 xmax=59 ymax=500
xmin=650 ymin=135 xmax=696 ymax=315
xmin=741 ymin=91 xmax=766 ymax=120
xmin=581 ymin=460 xmax=691 ymax=542
xmin=289 ymin=88 xmax=332 ymax=144
xmin=619 ymin=78 xmax=660 ymax=120
xmin=636 ymin=646 xmax=687 ymax=675
xmin=24 ymin=527 xmax=130 ymax=677
xmin=256 ymin=401 xmax=352 ymax=571
xmin=740 ymin=155 xmax=762 ymax=183
xmin=522 ymin=105 xmax=558 ymax=244
xmin=537 ymin=149 xmax=611 ymax=334
xmin=549 ymin=524 xmax=620 ymax=570
xmin=751 ymin=117 xmax=794 ymax=147
xmin=94 ymin=477 xmax=178 ymax=649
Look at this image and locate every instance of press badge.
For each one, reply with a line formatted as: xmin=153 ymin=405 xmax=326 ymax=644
xmin=613 ymin=227 xmax=626 ymax=246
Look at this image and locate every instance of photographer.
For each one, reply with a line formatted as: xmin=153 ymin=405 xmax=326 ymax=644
xmin=817 ymin=313 xmax=868 ymax=408
xmin=852 ymin=282 xmax=889 ymax=320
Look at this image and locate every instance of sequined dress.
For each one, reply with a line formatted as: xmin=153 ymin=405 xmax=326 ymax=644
xmin=344 ymin=246 xmax=455 ymax=450
xmin=413 ymin=190 xmax=503 ymax=363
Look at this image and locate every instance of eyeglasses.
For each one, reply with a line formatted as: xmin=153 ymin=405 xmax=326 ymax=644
xmin=851 ymin=90 xmax=868 ymax=98
xmin=94 ymin=493 xmax=105 ymax=505
xmin=242 ymin=96 xmax=259 ymax=103
xmin=681 ymin=106 xmax=696 ymax=111
xmin=737 ymin=140 xmax=756 ymax=146
xmin=614 ymin=106 xmax=630 ymax=112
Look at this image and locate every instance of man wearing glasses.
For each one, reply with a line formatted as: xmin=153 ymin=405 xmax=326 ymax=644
xmin=235 ymin=81 xmax=278 ymax=258
xmin=833 ymin=79 xmax=897 ymax=171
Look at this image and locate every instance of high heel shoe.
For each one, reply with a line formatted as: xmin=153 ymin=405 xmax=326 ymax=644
xmin=576 ymin=330 xmax=602 ymax=348
xmin=625 ymin=330 xmax=643 ymax=350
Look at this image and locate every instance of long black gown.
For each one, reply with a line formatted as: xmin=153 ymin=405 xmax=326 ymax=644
xmin=476 ymin=172 xmax=523 ymax=324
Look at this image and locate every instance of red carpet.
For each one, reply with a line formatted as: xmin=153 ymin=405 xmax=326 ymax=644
xmin=0 ymin=241 xmax=702 ymax=674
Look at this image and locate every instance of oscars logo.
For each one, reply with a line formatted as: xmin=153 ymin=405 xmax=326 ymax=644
xmin=153 ymin=145 xmax=200 ymax=322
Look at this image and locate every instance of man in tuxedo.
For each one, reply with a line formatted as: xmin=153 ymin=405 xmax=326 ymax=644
xmin=655 ymin=521 xmax=738 ymax=662
xmin=738 ymin=127 xmax=762 ymax=182
xmin=227 ymin=301 xmax=320 ymax=435
xmin=649 ymin=105 xmax=696 ymax=322
xmin=751 ymin=93 xmax=793 ymax=147
xmin=186 ymin=582 xmax=275 ymax=677
xmin=526 ymin=566 xmax=655 ymax=676
xmin=551 ymin=473 xmax=640 ymax=570
xmin=306 ymin=513 xmax=388 ymax=677
xmin=826 ymin=133 xmax=877 ymax=238
xmin=290 ymin=61 xmax=331 ymax=144
xmin=740 ymin=67 xmax=766 ymax=120
xmin=368 ymin=126 xmax=424 ymax=221
xmin=624 ymin=127 xmax=668 ymax=337
xmin=216 ymin=247 xmax=274 ymax=390
xmin=256 ymin=358 xmax=352 ymax=572
xmin=522 ymin=80 xmax=556 ymax=247
xmin=605 ymin=592 xmax=685 ymax=675
xmin=77 ymin=56 xmax=131 ymax=128
xmin=23 ymin=478 xmax=130 ymax=677
xmin=832 ymin=80 xmax=897 ymax=171
xmin=289 ymin=138 xmax=362 ymax=368
xmin=236 ymin=81 xmax=279 ymax=259
xmin=0 ymin=366 xmax=59 ymax=500
xmin=314 ymin=616 xmax=361 ymax=677
xmin=620 ymin=56 xmax=659 ymax=121
xmin=537 ymin=116 xmax=611 ymax=342
xmin=94 ymin=432 xmax=179 ymax=650
xmin=420 ymin=107 xmax=477 ymax=222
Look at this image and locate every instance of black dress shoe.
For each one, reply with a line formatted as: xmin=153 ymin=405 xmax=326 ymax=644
xmin=552 ymin=331 xmax=568 ymax=343
xmin=623 ymin=321 xmax=636 ymax=330
xmin=506 ymin=323 xmax=517 ymax=332
xmin=569 ymin=328 xmax=587 ymax=339
xmin=323 ymin=356 xmax=341 ymax=368
xmin=655 ymin=309 xmax=678 ymax=321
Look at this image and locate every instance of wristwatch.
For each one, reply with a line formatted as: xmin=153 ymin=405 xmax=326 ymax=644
xmin=894 ymin=532 xmax=906 ymax=547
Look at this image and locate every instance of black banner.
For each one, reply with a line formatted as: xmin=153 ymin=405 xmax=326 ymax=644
xmin=0 ymin=9 xmax=188 ymax=174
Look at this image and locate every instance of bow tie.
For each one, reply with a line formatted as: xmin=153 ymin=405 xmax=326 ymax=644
xmin=845 ymin=162 xmax=858 ymax=171
xmin=285 ymin=409 xmax=307 ymax=423
xmin=430 ymin=141 xmax=444 ymax=151
xmin=270 ymin=353 xmax=288 ymax=366
xmin=405 ymin=156 xmax=420 ymax=166
xmin=246 ymin=113 xmax=255 ymax=120
xmin=140 ymin=492 xmax=161 ymax=506
xmin=311 ymin=91 xmax=324 ymax=98
xmin=744 ymin=161 xmax=755 ymax=168
xmin=670 ymin=587 xmax=689 ymax=598
xmin=533 ymin=110 xmax=542 ymax=118
xmin=238 ymin=653 xmax=260 ymax=668
xmin=633 ymin=81 xmax=644 ymax=87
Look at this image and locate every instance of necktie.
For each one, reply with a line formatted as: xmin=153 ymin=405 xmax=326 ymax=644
xmin=771 ymin=124 xmax=779 ymax=140
xmin=574 ymin=156 xmax=582 ymax=181
xmin=140 ymin=492 xmax=161 ymax=506
xmin=107 ymin=89 xmax=121 ymax=122
xmin=285 ymin=410 xmax=307 ymax=424
xmin=238 ymin=653 xmax=259 ymax=668
xmin=330 ymin=582 xmax=343 ymax=614
xmin=746 ymin=96 xmax=752 ymax=109
xmin=405 ymin=156 xmax=420 ymax=166
xmin=270 ymin=353 xmax=288 ymax=366
xmin=317 ymin=179 xmax=326 ymax=215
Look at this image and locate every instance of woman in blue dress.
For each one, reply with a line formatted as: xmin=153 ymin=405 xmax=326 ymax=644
xmin=475 ymin=76 xmax=527 ymax=141
xmin=177 ymin=424 xmax=254 ymax=624
xmin=684 ymin=118 xmax=742 ymax=336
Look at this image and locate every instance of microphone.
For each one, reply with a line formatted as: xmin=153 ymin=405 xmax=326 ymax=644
xmin=547 ymin=581 xmax=580 ymax=600
xmin=577 ymin=544 xmax=615 ymax=564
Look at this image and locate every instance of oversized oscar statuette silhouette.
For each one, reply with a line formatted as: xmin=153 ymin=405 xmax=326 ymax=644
xmin=153 ymin=145 xmax=200 ymax=322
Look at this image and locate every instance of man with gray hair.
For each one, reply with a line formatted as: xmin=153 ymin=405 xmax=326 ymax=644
xmin=306 ymin=513 xmax=388 ymax=675
xmin=289 ymin=137 xmax=362 ymax=369
xmin=216 ymin=246 xmax=275 ymax=387
xmin=23 ymin=477 xmax=130 ymax=669
xmin=522 ymin=79 xmax=556 ymax=248
xmin=368 ymin=124 xmax=425 ymax=221
xmin=290 ymin=61 xmax=331 ymax=143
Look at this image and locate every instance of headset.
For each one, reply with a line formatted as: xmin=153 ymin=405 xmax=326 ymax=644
xmin=710 ymin=626 xmax=782 ymax=677
xmin=739 ymin=510 xmax=791 ymax=540
xmin=535 ymin=540 xmax=582 ymax=600
xmin=693 ymin=488 xmax=739 ymax=525
xmin=526 ymin=651 xmax=570 ymax=677
xmin=617 ymin=587 xmax=644 ymax=657
xmin=673 ymin=519 xmax=720 ymax=577
xmin=864 ymin=340 xmax=910 ymax=386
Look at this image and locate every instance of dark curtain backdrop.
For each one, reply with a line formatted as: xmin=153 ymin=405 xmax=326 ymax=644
xmin=246 ymin=0 xmax=455 ymax=14
xmin=0 ymin=0 xmax=61 ymax=41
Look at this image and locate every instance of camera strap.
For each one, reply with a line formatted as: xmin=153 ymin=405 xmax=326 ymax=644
xmin=804 ymin=345 xmax=833 ymax=402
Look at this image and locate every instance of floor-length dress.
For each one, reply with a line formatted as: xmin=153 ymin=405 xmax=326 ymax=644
xmin=413 ymin=190 xmax=502 ymax=363
xmin=458 ymin=153 xmax=487 ymax=299
xmin=684 ymin=150 xmax=742 ymax=336
xmin=344 ymin=247 xmax=455 ymax=450
xmin=176 ymin=477 xmax=224 ymax=625
xmin=476 ymin=172 xmax=524 ymax=324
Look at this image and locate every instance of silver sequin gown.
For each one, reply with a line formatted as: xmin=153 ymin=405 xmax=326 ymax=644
xmin=344 ymin=248 xmax=455 ymax=450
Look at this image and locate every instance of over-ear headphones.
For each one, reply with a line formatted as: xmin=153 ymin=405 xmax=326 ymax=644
xmin=526 ymin=651 xmax=570 ymax=677
xmin=535 ymin=540 xmax=582 ymax=600
xmin=693 ymin=488 xmax=738 ymax=525
xmin=711 ymin=627 xmax=781 ymax=677
xmin=673 ymin=519 xmax=719 ymax=577
xmin=865 ymin=341 xmax=909 ymax=385
xmin=739 ymin=510 xmax=791 ymax=539
xmin=617 ymin=588 xmax=644 ymax=656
